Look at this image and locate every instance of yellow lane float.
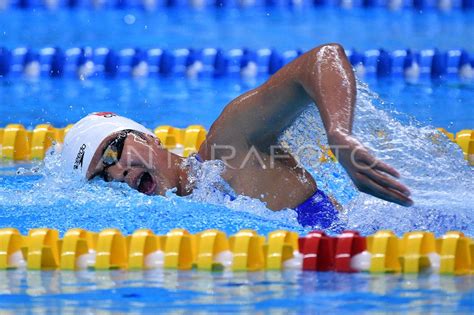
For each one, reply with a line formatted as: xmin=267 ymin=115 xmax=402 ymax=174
xmin=0 ymin=228 xmax=472 ymax=275
xmin=2 ymin=124 xmax=470 ymax=164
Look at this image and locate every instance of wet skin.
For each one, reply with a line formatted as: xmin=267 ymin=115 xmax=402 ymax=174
xmin=87 ymin=43 xmax=413 ymax=210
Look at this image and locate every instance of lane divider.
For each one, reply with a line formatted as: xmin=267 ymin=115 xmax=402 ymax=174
xmin=1 ymin=0 xmax=473 ymax=10
xmin=0 ymin=228 xmax=472 ymax=275
xmin=0 ymin=124 xmax=471 ymax=165
xmin=0 ymin=123 xmax=208 ymax=160
xmin=230 ymin=229 xmax=265 ymax=271
xmin=0 ymin=47 xmax=473 ymax=80
xmin=60 ymin=228 xmax=97 ymax=270
xmin=128 ymin=228 xmax=162 ymax=270
xmin=335 ymin=230 xmax=366 ymax=272
xmin=195 ymin=229 xmax=230 ymax=271
xmin=400 ymin=231 xmax=436 ymax=273
xmin=300 ymin=231 xmax=333 ymax=271
xmin=436 ymin=128 xmax=473 ymax=165
xmin=368 ymin=230 xmax=401 ymax=273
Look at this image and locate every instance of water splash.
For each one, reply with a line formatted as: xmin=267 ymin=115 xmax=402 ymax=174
xmin=280 ymin=80 xmax=473 ymax=236
xmin=0 ymin=145 xmax=301 ymax=235
xmin=0 ymin=81 xmax=472 ymax=236
xmin=182 ymin=155 xmax=299 ymax=225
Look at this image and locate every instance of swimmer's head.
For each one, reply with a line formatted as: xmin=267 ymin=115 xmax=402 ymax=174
xmin=62 ymin=112 xmax=187 ymax=196
xmin=61 ymin=112 xmax=155 ymax=178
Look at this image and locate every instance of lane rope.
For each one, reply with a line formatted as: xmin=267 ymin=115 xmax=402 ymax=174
xmin=0 ymin=124 xmax=471 ymax=164
xmin=0 ymin=228 xmax=472 ymax=274
xmin=1 ymin=47 xmax=473 ymax=80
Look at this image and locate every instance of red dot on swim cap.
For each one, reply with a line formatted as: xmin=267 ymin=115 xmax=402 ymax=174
xmin=94 ymin=112 xmax=117 ymax=118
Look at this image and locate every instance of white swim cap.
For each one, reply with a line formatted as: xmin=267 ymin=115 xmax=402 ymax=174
xmin=61 ymin=112 xmax=155 ymax=178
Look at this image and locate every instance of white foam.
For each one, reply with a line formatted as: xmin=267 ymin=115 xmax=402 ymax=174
xmin=280 ymin=80 xmax=473 ymax=235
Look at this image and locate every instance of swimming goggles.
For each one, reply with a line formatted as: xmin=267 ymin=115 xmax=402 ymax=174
xmin=102 ymin=130 xmax=132 ymax=166
xmin=99 ymin=129 xmax=147 ymax=181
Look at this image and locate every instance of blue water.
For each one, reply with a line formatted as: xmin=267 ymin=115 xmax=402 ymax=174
xmin=1 ymin=5 xmax=474 ymax=314
xmin=1 ymin=78 xmax=473 ymax=132
xmin=0 ymin=8 xmax=473 ymax=50
xmin=1 ymin=79 xmax=472 ymax=237
xmin=0 ymin=77 xmax=472 ymax=238
xmin=0 ymin=270 xmax=473 ymax=313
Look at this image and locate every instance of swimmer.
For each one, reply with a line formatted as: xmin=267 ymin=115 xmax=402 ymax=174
xmin=61 ymin=43 xmax=413 ymax=228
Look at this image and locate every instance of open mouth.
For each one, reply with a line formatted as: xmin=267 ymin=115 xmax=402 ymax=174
xmin=137 ymin=172 xmax=156 ymax=195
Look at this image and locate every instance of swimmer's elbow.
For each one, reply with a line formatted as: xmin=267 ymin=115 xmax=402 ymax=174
xmin=319 ymin=43 xmax=345 ymax=52
xmin=293 ymin=43 xmax=349 ymax=86
xmin=309 ymin=43 xmax=347 ymax=63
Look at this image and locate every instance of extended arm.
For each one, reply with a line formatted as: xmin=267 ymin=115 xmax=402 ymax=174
xmin=207 ymin=43 xmax=413 ymax=206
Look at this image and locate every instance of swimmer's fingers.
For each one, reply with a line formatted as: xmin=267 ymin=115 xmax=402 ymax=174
xmin=353 ymin=150 xmax=400 ymax=178
xmin=354 ymin=153 xmax=412 ymax=203
xmin=338 ymin=141 xmax=413 ymax=206
xmin=373 ymin=160 xmax=400 ymax=178
xmin=354 ymin=172 xmax=414 ymax=207
xmin=360 ymin=166 xmax=411 ymax=198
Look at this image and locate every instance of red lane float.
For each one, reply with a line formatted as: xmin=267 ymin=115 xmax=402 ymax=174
xmin=335 ymin=230 xmax=367 ymax=273
xmin=299 ymin=231 xmax=336 ymax=271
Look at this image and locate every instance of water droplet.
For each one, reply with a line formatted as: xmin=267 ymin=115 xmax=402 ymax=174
xmin=124 ymin=14 xmax=136 ymax=25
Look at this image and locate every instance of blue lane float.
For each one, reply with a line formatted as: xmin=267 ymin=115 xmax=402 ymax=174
xmin=1 ymin=0 xmax=473 ymax=9
xmin=0 ymin=47 xmax=473 ymax=80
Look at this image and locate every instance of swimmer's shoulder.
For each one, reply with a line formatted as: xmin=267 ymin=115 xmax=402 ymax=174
xmin=198 ymin=119 xmax=250 ymax=162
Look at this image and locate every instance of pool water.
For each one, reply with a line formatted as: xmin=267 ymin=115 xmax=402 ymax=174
xmin=1 ymin=270 xmax=473 ymax=313
xmin=0 ymin=5 xmax=473 ymax=315
xmin=1 ymin=8 xmax=473 ymax=50
xmin=1 ymin=77 xmax=473 ymax=132
xmin=1 ymin=79 xmax=472 ymax=236
xmin=1 ymin=76 xmax=472 ymax=312
xmin=1 ymin=78 xmax=473 ymax=315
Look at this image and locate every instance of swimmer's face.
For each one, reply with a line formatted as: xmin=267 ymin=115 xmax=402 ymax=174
xmin=87 ymin=130 xmax=178 ymax=195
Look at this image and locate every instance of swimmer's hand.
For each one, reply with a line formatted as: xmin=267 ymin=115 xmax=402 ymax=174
xmin=329 ymin=132 xmax=413 ymax=207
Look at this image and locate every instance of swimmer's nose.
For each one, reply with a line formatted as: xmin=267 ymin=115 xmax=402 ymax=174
xmin=105 ymin=164 xmax=147 ymax=192
xmin=104 ymin=164 xmax=129 ymax=182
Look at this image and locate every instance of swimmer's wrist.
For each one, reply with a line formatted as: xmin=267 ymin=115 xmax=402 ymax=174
xmin=327 ymin=129 xmax=351 ymax=144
